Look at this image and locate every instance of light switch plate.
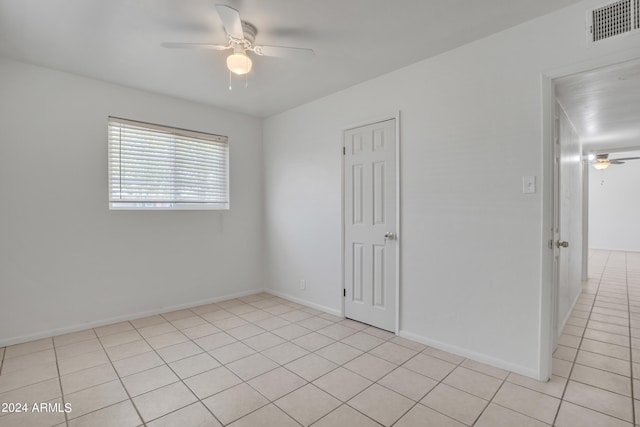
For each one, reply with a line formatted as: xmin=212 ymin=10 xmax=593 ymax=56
xmin=522 ymin=176 xmax=536 ymax=194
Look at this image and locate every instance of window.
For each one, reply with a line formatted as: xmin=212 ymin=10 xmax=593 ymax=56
xmin=108 ymin=117 xmax=229 ymax=210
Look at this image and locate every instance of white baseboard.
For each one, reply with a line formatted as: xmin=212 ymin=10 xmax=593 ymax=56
xmin=266 ymin=291 xmax=541 ymax=378
xmin=399 ymin=330 xmax=541 ymax=380
xmin=589 ymin=246 xmax=640 ymax=253
xmin=265 ymin=289 xmax=342 ymax=317
xmin=0 ymin=288 xmax=265 ymax=347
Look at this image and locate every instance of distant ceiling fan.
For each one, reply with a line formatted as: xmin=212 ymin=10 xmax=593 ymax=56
xmin=590 ymin=153 xmax=640 ymax=170
xmin=162 ymin=4 xmax=314 ymax=81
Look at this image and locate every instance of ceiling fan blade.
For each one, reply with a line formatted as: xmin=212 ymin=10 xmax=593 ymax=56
xmin=215 ymin=4 xmax=244 ymax=40
xmin=161 ymin=42 xmax=229 ymax=50
xmin=610 ymin=160 xmax=625 ymax=164
xmin=611 ymin=157 xmax=640 ymax=161
xmin=253 ymin=45 xmax=315 ymax=59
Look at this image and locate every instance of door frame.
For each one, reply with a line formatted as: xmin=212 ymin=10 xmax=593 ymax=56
xmin=542 ymin=74 xmax=590 ymax=381
xmin=540 ymin=53 xmax=640 ymax=381
xmin=340 ymin=111 xmax=401 ymax=334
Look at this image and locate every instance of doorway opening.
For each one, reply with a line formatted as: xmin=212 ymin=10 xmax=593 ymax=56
xmin=544 ymin=57 xmax=640 ymax=380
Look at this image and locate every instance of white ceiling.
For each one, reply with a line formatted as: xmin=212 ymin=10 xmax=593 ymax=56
xmin=555 ymin=59 xmax=640 ymax=154
xmin=0 ymin=0 xmax=581 ymax=117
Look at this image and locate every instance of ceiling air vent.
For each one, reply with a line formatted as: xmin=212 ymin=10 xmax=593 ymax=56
xmin=588 ymin=0 xmax=639 ymax=43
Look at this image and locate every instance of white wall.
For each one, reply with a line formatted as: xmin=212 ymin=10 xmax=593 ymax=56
xmin=556 ymin=102 xmax=583 ymax=332
xmin=0 ymin=58 xmax=264 ymax=346
xmin=589 ymin=150 xmax=640 ymax=251
xmin=263 ymin=0 xmax=640 ymax=378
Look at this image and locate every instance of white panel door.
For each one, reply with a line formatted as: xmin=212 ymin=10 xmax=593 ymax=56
xmin=344 ymin=119 xmax=397 ymax=332
xmin=554 ymin=104 xmax=581 ymax=346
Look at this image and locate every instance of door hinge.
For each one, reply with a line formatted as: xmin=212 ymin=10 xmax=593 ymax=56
xmin=343 ymin=147 xmax=346 ymax=155
xmin=343 ymin=288 xmax=346 ymax=297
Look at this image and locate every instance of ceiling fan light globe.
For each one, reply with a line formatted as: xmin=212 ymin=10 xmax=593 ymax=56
xmin=227 ymin=52 xmax=252 ymax=75
xmin=593 ymin=160 xmax=610 ymax=170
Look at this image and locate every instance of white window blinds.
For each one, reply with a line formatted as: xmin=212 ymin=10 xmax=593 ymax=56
xmin=108 ymin=117 xmax=229 ymax=210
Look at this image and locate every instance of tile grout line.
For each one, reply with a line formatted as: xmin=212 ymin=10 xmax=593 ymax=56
xmin=470 ymin=374 xmax=513 ymax=426
xmin=564 ymin=254 xmax=640 ymax=425
xmin=207 ymin=302 xmax=376 ymax=425
xmin=314 ymin=346 xmax=458 ymax=427
xmin=123 ymin=299 xmax=353 ymax=426
xmin=5 ymin=300 xmax=391 ymax=425
xmin=551 ymin=250 xmax=608 ymax=426
xmin=57 ymin=312 xmax=216 ymax=425
xmin=76 ymin=304 xmax=299 ymax=425
xmin=325 ymin=348 xmax=425 ymax=426
xmin=90 ymin=323 xmax=148 ymax=427
xmin=313 ymin=329 xmax=441 ymax=424
xmin=186 ymin=310 xmax=406 ymax=425
xmin=243 ymin=320 xmax=387 ymax=426
xmin=386 ymin=354 xmax=470 ymax=427
xmin=81 ymin=300 xmax=275 ymax=426
xmin=50 ymin=338 xmax=70 ymax=427
xmin=0 ymin=345 xmax=5 ymax=376
xmin=1 ymin=297 xmax=555 ymax=426
xmin=153 ymin=303 xmax=306 ymax=407
xmin=0 ymin=296 xmax=564 ymax=425
xmin=133 ymin=307 xmax=248 ymax=426
xmin=314 ymin=404 xmax=384 ymax=427
xmin=0 ymin=342 xmax=100 ymax=404
xmin=221 ymin=318 xmax=319 ymax=426
xmin=294 ymin=331 xmax=505 ymax=426
xmin=625 ymin=251 xmax=636 ymax=426
xmin=113 ymin=303 xmax=266 ymax=426
xmin=11 ymin=282 xmax=640 ymax=426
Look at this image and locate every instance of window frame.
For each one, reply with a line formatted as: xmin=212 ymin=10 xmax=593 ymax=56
xmin=108 ymin=117 xmax=230 ymax=211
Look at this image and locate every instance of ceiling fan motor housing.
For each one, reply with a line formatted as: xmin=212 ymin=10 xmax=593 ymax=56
xmin=237 ymin=22 xmax=257 ymax=46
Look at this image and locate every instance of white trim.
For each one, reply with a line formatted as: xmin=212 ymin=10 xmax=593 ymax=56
xmin=540 ymin=73 xmax=556 ymax=382
xmin=543 ymin=50 xmax=640 ymax=80
xmin=342 ymin=112 xmax=401 ymax=132
xmin=399 ymin=330 xmax=541 ymax=380
xmin=590 ymin=246 xmax=640 ymax=252
xmin=582 ymin=160 xmax=590 ymax=282
xmin=340 ymin=127 xmax=346 ymax=317
xmin=0 ymin=288 xmax=265 ymax=347
xmin=394 ymin=111 xmax=401 ymax=335
xmin=265 ymin=289 xmax=343 ymax=317
xmin=340 ymin=112 xmax=401 ymax=334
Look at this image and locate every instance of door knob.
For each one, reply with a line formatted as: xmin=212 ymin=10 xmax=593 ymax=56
xmin=556 ymin=241 xmax=569 ymax=248
xmin=384 ymin=232 xmax=395 ymax=240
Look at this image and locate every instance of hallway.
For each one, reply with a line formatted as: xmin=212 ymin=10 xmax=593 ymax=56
xmin=552 ymin=250 xmax=640 ymax=426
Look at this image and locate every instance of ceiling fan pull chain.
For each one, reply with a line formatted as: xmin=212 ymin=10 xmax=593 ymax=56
xmin=245 ymin=73 xmax=249 ymax=89
xmin=229 ymin=70 xmax=233 ymax=91
xmin=601 ymin=169 xmax=605 ymax=186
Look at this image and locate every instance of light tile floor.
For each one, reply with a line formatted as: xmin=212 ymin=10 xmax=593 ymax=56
xmin=0 ymin=249 xmax=638 ymax=426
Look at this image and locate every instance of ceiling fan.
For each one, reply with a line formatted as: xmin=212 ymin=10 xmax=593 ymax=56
xmin=590 ymin=153 xmax=640 ymax=170
xmin=162 ymin=4 xmax=314 ymax=81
